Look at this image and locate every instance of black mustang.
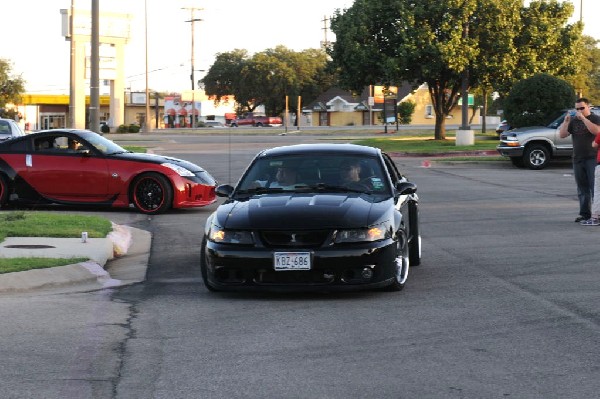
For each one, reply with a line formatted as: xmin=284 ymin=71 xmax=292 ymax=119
xmin=201 ymin=143 xmax=421 ymax=292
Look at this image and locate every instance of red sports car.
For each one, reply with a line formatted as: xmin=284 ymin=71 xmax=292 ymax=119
xmin=0 ymin=129 xmax=217 ymax=214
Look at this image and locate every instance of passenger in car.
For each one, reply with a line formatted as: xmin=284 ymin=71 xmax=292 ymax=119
xmin=339 ymin=159 xmax=362 ymax=183
xmin=270 ymin=164 xmax=299 ymax=188
xmin=67 ymin=139 xmax=81 ymax=152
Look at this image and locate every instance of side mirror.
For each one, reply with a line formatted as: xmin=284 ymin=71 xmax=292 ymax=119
xmin=395 ymin=181 xmax=417 ymax=195
xmin=215 ymin=184 xmax=234 ymax=197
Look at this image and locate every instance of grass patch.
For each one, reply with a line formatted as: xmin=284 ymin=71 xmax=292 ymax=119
xmin=436 ymin=155 xmax=507 ymax=162
xmin=353 ymin=137 xmax=499 ymax=153
xmin=0 ymin=212 xmax=112 ymax=273
xmin=0 ymin=257 xmax=89 ymax=274
xmin=123 ymin=145 xmax=146 ymax=153
xmin=0 ymin=212 xmax=113 ymax=242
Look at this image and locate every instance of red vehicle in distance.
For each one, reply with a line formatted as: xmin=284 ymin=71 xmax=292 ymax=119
xmin=229 ymin=113 xmax=283 ymax=127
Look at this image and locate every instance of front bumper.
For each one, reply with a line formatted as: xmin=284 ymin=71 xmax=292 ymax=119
xmin=496 ymin=145 xmax=524 ymax=158
xmin=204 ymin=239 xmax=399 ymax=292
xmin=171 ymin=176 xmax=216 ymax=208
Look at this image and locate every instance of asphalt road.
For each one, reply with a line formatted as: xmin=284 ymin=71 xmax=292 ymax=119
xmin=1 ymin=133 xmax=599 ymax=399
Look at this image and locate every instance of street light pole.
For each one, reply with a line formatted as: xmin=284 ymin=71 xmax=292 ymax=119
xmin=184 ymin=7 xmax=202 ymax=129
xmin=144 ymin=0 xmax=151 ymax=133
xmin=90 ymin=0 xmax=100 ymax=133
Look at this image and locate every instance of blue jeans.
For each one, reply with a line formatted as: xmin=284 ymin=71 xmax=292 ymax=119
xmin=573 ymin=157 xmax=597 ymax=219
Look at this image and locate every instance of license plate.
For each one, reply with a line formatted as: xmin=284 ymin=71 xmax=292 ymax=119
xmin=274 ymin=252 xmax=311 ymax=271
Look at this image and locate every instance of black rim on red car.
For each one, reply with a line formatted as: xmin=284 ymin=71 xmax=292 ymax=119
xmin=131 ymin=173 xmax=172 ymax=214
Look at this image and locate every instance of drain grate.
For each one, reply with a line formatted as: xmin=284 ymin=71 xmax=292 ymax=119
xmin=4 ymin=245 xmax=56 ymax=249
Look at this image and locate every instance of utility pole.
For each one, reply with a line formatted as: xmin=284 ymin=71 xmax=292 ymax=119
xmin=183 ymin=7 xmax=202 ymax=129
xmin=90 ymin=0 xmax=100 ymax=133
xmin=144 ymin=0 xmax=151 ymax=133
xmin=69 ymin=0 xmax=75 ymax=128
xmin=321 ymin=15 xmax=329 ymax=50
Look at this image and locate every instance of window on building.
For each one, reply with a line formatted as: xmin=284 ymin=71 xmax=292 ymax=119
xmin=425 ymin=105 xmax=433 ymax=119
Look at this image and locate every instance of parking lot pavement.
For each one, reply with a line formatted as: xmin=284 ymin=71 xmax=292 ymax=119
xmin=0 ymin=225 xmax=151 ymax=293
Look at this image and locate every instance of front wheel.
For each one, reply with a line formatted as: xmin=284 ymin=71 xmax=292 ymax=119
xmin=408 ymin=202 xmax=421 ymax=266
xmin=384 ymin=239 xmax=409 ymax=292
xmin=524 ymin=144 xmax=550 ymax=170
xmin=200 ymin=238 xmax=219 ymax=292
xmin=131 ymin=172 xmax=173 ymax=214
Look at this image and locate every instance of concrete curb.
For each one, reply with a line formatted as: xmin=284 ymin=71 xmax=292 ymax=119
xmin=0 ymin=225 xmax=151 ymax=293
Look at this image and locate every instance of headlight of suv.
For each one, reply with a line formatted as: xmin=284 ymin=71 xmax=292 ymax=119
xmin=161 ymin=162 xmax=195 ymax=177
xmin=208 ymin=223 xmax=254 ymax=244
xmin=334 ymin=222 xmax=392 ymax=243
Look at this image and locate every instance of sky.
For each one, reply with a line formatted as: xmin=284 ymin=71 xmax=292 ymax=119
xmin=3 ymin=0 xmax=598 ymax=95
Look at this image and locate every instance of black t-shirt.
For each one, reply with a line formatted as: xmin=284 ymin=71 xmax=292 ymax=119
xmin=568 ymin=113 xmax=600 ymax=160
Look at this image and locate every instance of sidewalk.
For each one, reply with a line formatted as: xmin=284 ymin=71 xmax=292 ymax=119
xmin=0 ymin=225 xmax=151 ymax=293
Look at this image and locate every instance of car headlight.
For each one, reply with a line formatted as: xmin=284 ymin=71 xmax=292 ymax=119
xmin=335 ymin=223 xmax=392 ymax=243
xmin=208 ymin=223 xmax=254 ymax=244
xmin=161 ymin=162 xmax=195 ymax=177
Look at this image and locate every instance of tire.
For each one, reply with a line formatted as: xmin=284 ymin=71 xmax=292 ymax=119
xmin=130 ymin=172 xmax=173 ymax=214
xmin=230 ymin=123 xmax=238 ymax=127
xmin=408 ymin=201 xmax=421 ymax=266
xmin=510 ymin=157 xmax=525 ymax=168
xmin=200 ymin=237 xmax=219 ymax=292
xmin=0 ymin=175 xmax=8 ymax=208
xmin=255 ymin=122 xmax=263 ymax=127
xmin=524 ymin=144 xmax=550 ymax=170
xmin=384 ymin=237 xmax=409 ymax=292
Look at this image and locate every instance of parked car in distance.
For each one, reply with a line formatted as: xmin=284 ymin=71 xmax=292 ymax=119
xmin=0 ymin=129 xmax=217 ymax=214
xmin=496 ymin=107 xmax=600 ymax=169
xmin=201 ymin=121 xmax=225 ymax=128
xmin=495 ymin=120 xmax=510 ymax=137
xmin=229 ymin=112 xmax=283 ymax=127
xmin=201 ymin=143 xmax=421 ymax=293
xmin=0 ymin=118 xmax=25 ymax=141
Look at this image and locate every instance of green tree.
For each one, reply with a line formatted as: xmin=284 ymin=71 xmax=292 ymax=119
xmin=202 ymin=46 xmax=334 ymax=117
xmin=504 ymin=73 xmax=575 ymax=128
xmin=202 ymin=49 xmax=250 ymax=113
xmin=329 ymin=0 xmax=581 ymax=140
xmin=397 ymin=101 xmax=416 ymax=124
xmin=570 ymin=35 xmax=600 ymax=104
xmin=508 ymin=0 xmax=581 ymax=91
xmin=0 ymin=59 xmax=25 ymax=117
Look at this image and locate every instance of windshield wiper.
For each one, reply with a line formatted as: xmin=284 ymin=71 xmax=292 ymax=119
xmin=107 ymin=150 xmax=131 ymax=155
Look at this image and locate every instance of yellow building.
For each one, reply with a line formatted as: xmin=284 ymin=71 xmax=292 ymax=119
xmin=304 ymin=84 xmax=480 ymax=127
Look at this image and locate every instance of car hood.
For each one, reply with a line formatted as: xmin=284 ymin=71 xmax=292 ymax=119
xmin=112 ymin=152 xmax=206 ymax=172
xmin=506 ymin=126 xmax=552 ymax=134
xmin=217 ymin=193 xmax=393 ymax=230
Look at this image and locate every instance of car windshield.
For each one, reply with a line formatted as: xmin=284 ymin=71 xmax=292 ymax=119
xmin=79 ymin=131 xmax=129 ymax=155
xmin=235 ymin=154 xmax=391 ymax=196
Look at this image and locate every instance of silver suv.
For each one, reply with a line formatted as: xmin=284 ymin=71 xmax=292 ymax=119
xmin=496 ymin=108 xmax=600 ymax=169
xmin=0 ymin=118 xmax=25 ymax=141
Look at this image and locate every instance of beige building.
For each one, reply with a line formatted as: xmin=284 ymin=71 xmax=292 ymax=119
xmin=304 ymin=84 xmax=480 ymax=127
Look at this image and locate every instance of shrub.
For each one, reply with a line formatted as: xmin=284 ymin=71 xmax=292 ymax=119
xmin=504 ymin=73 xmax=576 ymax=128
xmin=397 ymin=101 xmax=416 ymax=124
xmin=128 ymin=124 xmax=141 ymax=133
xmin=117 ymin=124 xmax=128 ymax=133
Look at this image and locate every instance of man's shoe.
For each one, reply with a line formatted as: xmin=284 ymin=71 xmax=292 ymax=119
xmin=575 ymin=215 xmax=586 ymax=222
xmin=580 ymin=218 xmax=600 ymax=226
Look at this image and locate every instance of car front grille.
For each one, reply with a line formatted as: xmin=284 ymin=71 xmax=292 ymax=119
xmin=259 ymin=230 xmax=329 ymax=248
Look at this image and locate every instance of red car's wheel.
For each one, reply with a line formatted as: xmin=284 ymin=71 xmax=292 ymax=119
xmin=131 ymin=172 xmax=173 ymax=214
xmin=0 ymin=175 xmax=8 ymax=207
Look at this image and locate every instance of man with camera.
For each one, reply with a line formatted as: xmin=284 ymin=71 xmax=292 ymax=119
xmin=559 ymin=98 xmax=600 ymax=224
